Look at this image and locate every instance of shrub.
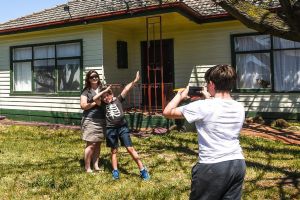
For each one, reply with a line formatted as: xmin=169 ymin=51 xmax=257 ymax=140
xmin=271 ymin=118 xmax=290 ymax=129
xmin=253 ymin=116 xmax=265 ymax=124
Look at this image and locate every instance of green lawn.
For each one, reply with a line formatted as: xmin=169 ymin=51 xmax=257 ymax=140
xmin=0 ymin=125 xmax=299 ymax=200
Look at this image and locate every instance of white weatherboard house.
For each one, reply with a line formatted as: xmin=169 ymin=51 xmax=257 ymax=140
xmin=0 ymin=0 xmax=299 ymax=126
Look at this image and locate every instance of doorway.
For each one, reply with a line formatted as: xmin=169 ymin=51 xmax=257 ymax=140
xmin=140 ymin=39 xmax=174 ymax=111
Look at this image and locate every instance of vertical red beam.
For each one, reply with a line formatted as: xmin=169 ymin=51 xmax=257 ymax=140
xmin=133 ymin=84 xmax=135 ymax=110
xmin=138 ymin=84 xmax=141 ymax=111
xmin=153 ymin=23 xmax=157 ymax=112
xmin=145 ymin=16 xmax=163 ymax=113
xmin=159 ymin=16 xmax=164 ymax=111
xmin=146 ymin=17 xmax=152 ymax=114
xmin=143 ymin=84 xmax=146 ymax=112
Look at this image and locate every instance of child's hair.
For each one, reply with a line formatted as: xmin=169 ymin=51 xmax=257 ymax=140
xmin=100 ymin=87 xmax=113 ymax=96
xmin=204 ymin=64 xmax=237 ymax=91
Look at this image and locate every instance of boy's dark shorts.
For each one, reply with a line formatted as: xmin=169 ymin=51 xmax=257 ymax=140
xmin=106 ymin=125 xmax=133 ymax=148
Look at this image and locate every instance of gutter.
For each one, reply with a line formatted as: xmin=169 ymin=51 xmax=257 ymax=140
xmin=0 ymin=2 xmax=227 ymax=36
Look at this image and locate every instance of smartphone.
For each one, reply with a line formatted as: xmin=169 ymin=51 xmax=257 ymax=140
xmin=188 ymin=86 xmax=204 ymax=96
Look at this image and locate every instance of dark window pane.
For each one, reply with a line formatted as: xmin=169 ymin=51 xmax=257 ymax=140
xmin=34 ymin=59 xmax=55 ymax=93
xmin=57 ymin=59 xmax=80 ymax=91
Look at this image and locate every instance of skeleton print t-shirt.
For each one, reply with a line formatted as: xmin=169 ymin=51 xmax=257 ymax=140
xmin=105 ymin=95 xmax=126 ymax=127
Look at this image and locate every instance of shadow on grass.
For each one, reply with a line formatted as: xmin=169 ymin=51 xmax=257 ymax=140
xmin=242 ymin=136 xmax=300 ymax=199
xmin=148 ymin=134 xmax=198 ymax=157
xmin=243 ymin=143 xmax=300 ymax=156
xmin=79 ymin=156 xmax=145 ymax=178
xmin=245 ymin=159 xmax=300 ymax=199
xmin=0 ymin=157 xmax=84 ymax=177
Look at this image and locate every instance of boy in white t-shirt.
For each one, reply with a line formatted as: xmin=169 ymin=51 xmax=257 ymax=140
xmin=163 ymin=65 xmax=246 ymax=200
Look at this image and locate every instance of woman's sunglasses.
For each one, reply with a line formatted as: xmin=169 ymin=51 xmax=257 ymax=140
xmin=89 ymin=75 xmax=99 ymax=80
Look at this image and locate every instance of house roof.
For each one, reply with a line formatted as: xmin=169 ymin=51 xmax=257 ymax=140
xmin=0 ymin=0 xmax=279 ymax=35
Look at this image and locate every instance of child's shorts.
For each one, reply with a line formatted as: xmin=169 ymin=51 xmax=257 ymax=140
xmin=106 ymin=125 xmax=133 ymax=148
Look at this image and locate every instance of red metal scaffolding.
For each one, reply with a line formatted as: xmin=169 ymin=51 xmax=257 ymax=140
xmin=146 ymin=16 xmax=164 ymax=114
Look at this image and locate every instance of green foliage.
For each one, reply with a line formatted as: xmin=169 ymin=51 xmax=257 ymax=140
xmin=253 ymin=116 xmax=265 ymax=124
xmin=271 ymin=118 xmax=290 ymax=129
xmin=0 ymin=125 xmax=299 ymax=199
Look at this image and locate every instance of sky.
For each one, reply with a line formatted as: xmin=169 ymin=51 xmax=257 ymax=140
xmin=0 ymin=0 xmax=69 ymax=23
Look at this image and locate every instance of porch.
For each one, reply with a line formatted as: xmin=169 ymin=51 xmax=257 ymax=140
xmin=109 ymin=83 xmax=176 ymax=132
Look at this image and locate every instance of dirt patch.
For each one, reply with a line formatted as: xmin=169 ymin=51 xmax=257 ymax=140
xmin=1 ymin=119 xmax=299 ymax=145
xmin=242 ymin=123 xmax=300 ymax=145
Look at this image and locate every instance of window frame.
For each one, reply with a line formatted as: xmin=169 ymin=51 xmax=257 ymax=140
xmin=231 ymin=32 xmax=300 ymax=93
xmin=10 ymin=39 xmax=83 ymax=96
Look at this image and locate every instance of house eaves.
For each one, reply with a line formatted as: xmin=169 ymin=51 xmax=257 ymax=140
xmin=0 ymin=0 xmax=279 ymax=36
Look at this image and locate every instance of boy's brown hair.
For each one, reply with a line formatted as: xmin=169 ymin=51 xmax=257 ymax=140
xmin=204 ymin=64 xmax=237 ymax=91
xmin=100 ymin=87 xmax=113 ymax=97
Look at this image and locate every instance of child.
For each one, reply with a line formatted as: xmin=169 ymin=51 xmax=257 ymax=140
xmin=163 ymin=65 xmax=246 ymax=200
xmin=100 ymin=71 xmax=150 ymax=180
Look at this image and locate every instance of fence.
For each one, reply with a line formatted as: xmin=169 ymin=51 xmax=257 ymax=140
xmin=109 ymin=83 xmax=174 ymax=114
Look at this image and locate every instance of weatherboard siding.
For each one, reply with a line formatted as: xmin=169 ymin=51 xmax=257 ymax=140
xmin=0 ymin=24 xmax=104 ymax=114
xmin=102 ymin=26 xmax=142 ymax=106
xmin=128 ymin=20 xmax=300 ymax=117
xmin=0 ymin=18 xmax=299 ymax=122
xmin=103 ymin=26 xmax=135 ymax=84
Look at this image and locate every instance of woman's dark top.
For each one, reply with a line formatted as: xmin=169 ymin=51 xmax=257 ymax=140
xmin=81 ymin=88 xmax=105 ymax=119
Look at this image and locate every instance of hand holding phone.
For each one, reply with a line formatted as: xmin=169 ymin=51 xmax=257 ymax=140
xmin=188 ymin=86 xmax=204 ymax=96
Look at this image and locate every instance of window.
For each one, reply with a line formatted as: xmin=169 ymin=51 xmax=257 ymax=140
xmin=11 ymin=40 xmax=82 ymax=95
xmin=117 ymin=41 xmax=128 ymax=69
xmin=232 ymin=34 xmax=300 ymax=92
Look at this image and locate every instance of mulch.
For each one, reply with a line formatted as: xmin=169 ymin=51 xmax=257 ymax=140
xmin=0 ymin=119 xmax=299 ymax=145
xmin=242 ymin=123 xmax=300 ymax=145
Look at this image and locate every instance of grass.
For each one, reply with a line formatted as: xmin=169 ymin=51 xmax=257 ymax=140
xmin=0 ymin=125 xmax=299 ymax=200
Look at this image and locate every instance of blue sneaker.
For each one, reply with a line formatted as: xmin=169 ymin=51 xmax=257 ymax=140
xmin=140 ymin=168 xmax=150 ymax=180
xmin=112 ymin=169 xmax=119 ymax=180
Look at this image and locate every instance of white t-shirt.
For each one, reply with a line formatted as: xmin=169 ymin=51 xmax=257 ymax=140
xmin=179 ymin=98 xmax=245 ymax=163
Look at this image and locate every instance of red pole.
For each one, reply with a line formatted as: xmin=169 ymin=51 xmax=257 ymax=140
xmin=153 ymin=23 xmax=157 ymax=112
xmin=160 ymin=16 xmax=165 ymax=110
xmin=146 ymin=17 xmax=151 ymax=114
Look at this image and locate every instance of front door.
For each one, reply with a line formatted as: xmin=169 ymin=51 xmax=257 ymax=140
xmin=140 ymin=39 xmax=174 ymax=111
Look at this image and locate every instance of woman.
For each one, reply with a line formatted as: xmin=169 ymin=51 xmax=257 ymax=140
xmin=80 ymin=70 xmax=110 ymax=173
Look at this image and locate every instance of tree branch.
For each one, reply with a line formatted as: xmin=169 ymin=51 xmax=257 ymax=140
xmin=278 ymin=0 xmax=300 ymax=31
xmin=212 ymin=0 xmax=300 ymax=42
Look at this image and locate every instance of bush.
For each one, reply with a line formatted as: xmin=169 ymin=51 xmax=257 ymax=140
xmin=271 ymin=119 xmax=290 ymax=129
xmin=253 ymin=116 xmax=265 ymax=124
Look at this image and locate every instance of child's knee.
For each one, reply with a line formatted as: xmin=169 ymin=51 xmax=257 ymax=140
xmin=127 ymin=147 xmax=139 ymax=157
xmin=126 ymin=147 xmax=134 ymax=153
xmin=88 ymin=142 xmax=97 ymax=150
xmin=111 ymin=148 xmax=118 ymax=154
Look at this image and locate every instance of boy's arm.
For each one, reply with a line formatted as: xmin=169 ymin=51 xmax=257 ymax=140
xmin=121 ymin=71 xmax=140 ymax=98
xmin=163 ymin=87 xmax=189 ymax=119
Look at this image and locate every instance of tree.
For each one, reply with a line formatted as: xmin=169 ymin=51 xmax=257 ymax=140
xmin=212 ymin=0 xmax=300 ymax=42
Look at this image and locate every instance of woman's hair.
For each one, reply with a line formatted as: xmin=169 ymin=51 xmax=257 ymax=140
xmin=204 ymin=64 xmax=237 ymax=91
xmin=83 ymin=70 xmax=101 ymax=90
